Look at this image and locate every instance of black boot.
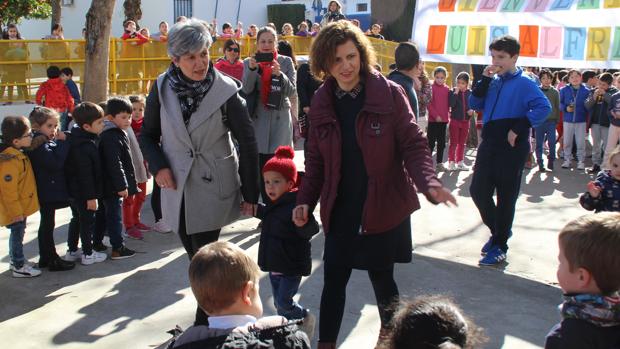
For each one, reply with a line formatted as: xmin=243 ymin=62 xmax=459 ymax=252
xmin=47 ymin=257 xmax=76 ymax=271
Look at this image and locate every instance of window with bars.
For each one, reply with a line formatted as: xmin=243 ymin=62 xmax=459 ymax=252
xmin=174 ymin=0 xmax=193 ymax=19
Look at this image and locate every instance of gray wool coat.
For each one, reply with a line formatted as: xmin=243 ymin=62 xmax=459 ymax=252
xmin=142 ymin=71 xmax=254 ymax=235
xmin=242 ymin=55 xmax=296 ymax=154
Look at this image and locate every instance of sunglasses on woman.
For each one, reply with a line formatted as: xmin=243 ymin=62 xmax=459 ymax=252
xmin=226 ymin=47 xmax=240 ymax=53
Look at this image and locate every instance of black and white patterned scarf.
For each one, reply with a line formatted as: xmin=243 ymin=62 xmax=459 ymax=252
xmin=166 ymin=63 xmax=215 ymax=126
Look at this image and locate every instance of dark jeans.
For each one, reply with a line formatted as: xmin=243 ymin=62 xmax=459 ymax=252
xmin=269 ymin=273 xmax=305 ymax=320
xmin=427 ymin=122 xmax=447 ymax=163
xmin=102 ymin=196 xmax=124 ymax=250
xmin=259 ymin=153 xmax=274 ymax=203
xmin=319 ymin=263 xmax=399 ymax=342
xmin=151 ymin=180 xmax=162 ymax=221
xmin=469 ymin=139 xmax=529 ymax=252
xmin=177 ymin=200 xmax=221 ymax=326
xmin=8 ymin=220 xmax=27 ymax=268
xmin=68 ymin=200 xmax=95 ymax=255
xmin=38 ymin=204 xmax=63 ymax=263
xmin=94 ymin=200 xmax=106 ymax=244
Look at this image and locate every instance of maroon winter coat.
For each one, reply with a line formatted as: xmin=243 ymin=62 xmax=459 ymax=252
xmin=297 ymin=70 xmax=441 ymax=235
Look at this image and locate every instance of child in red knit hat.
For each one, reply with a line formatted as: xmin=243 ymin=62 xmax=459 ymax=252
xmin=248 ymin=145 xmax=319 ymax=339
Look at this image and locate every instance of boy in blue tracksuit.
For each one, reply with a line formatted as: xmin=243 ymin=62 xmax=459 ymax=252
xmin=559 ymin=70 xmax=590 ymax=170
xmin=468 ymin=35 xmax=551 ymax=266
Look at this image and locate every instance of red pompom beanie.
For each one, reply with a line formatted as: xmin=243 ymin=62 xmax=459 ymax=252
xmin=262 ymin=146 xmax=297 ymax=184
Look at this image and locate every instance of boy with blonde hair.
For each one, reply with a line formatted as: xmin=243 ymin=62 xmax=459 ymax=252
xmin=545 ymin=213 xmax=620 ymax=349
xmin=169 ymin=241 xmax=310 ymax=349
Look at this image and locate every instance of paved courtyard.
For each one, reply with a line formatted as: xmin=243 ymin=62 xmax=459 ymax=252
xmin=0 ymin=148 xmax=591 ymax=348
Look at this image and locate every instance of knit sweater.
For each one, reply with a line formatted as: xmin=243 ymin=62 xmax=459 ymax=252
xmin=427 ymin=82 xmax=450 ymax=123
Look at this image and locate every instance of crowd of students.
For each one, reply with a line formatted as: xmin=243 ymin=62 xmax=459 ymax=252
xmin=2 ymin=12 xmax=620 ymax=349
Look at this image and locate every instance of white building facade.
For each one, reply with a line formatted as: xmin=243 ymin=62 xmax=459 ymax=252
xmin=16 ymin=0 xmax=372 ymax=40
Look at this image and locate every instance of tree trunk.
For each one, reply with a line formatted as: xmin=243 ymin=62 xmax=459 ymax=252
xmin=82 ymin=0 xmax=116 ymax=103
xmin=123 ymin=0 xmax=142 ymax=27
xmin=371 ymin=0 xmax=416 ymax=42
xmin=51 ymin=0 xmax=62 ymax=30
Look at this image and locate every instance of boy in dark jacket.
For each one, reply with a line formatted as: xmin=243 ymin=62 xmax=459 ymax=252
xmin=27 ymin=107 xmax=75 ymax=271
xmin=98 ymin=97 xmax=137 ymax=260
xmin=585 ymin=72 xmax=618 ymax=174
xmin=168 ymin=241 xmax=311 ymax=349
xmin=545 ymin=213 xmax=620 ymax=349
xmin=387 ymin=42 xmax=420 ymax=121
xmin=64 ymin=102 xmax=108 ymax=265
xmin=247 ymin=146 xmax=318 ymax=339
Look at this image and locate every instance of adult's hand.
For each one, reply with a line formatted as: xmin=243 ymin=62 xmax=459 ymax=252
xmin=248 ymin=56 xmax=258 ymax=70
xmin=507 ymin=129 xmax=518 ymax=147
xmin=428 ymin=187 xmax=458 ymax=207
xmin=302 ymin=106 xmax=310 ymax=114
xmin=293 ymin=204 xmax=309 ymax=227
xmin=272 ymin=60 xmax=281 ymax=76
xmin=156 ymin=168 xmax=177 ymax=190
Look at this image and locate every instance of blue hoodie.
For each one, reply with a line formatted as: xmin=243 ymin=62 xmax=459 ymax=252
xmin=469 ymin=68 xmax=550 ymax=140
xmin=560 ymin=83 xmax=589 ymax=123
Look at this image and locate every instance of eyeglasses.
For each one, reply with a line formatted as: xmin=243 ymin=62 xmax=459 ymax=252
xmin=20 ymin=132 xmax=34 ymax=139
xmin=226 ymin=47 xmax=240 ymax=53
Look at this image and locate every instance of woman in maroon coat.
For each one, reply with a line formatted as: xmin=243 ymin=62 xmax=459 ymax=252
xmin=292 ymin=21 xmax=456 ymax=349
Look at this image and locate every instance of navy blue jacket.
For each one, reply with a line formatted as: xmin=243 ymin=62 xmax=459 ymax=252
xmin=580 ymin=171 xmax=620 ymax=212
xmin=469 ymin=69 xmax=550 ymax=142
xmin=449 ymin=88 xmax=472 ymax=121
xmin=65 ymin=126 xmax=104 ymax=201
xmin=65 ymin=79 xmax=81 ymax=106
xmin=26 ymin=131 xmax=70 ymax=205
xmin=388 ymin=70 xmax=419 ymax=120
xmin=256 ymin=190 xmax=319 ymax=276
xmin=98 ymin=121 xmax=138 ymax=198
xmin=585 ymin=87 xmax=618 ymax=128
xmin=546 ymin=318 xmax=620 ymax=349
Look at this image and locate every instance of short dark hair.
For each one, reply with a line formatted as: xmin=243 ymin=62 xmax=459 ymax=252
xmin=388 ymin=295 xmax=486 ymax=349
xmin=559 ymin=213 xmax=620 ymax=295
xmin=129 ymin=95 xmax=145 ymax=105
xmin=47 ymin=66 xmax=61 ymax=79
xmin=599 ymin=72 xmax=613 ymax=85
xmin=582 ymin=70 xmax=597 ymax=82
xmin=29 ymin=106 xmax=59 ymax=127
xmin=72 ymin=102 xmax=104 ymax=127
xmin=0 ymin=116 xmax=30 ymax=145
xmin=394 ymin=42 xmax=420 ymax=71
xmin=456 ymin=71 xmax=470 ymax=84
xmin=489 ymin=35 xmax=520 ymax=57
xmin=60 ymin=67 xmax=73 ymax=76
xmin=106 ymin=97 xmax=132 ymax=117
xmin=222 ymin=22 xmax=232 ymax=31
xmin=539 ymin=68 xmax=554 ymax=82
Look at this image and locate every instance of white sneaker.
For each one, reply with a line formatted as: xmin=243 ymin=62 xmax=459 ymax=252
xmin=81 ymin=251 xmax=107 ymax=265
xmin=12 ymin=264 xmax=42 ymax=278
xmin=577 ymin=162 xmax=585 ymax=170
xmin=448 ymin=162 xmax=457 ymax=171
xmin=152 ymin=220 xmax=172 ymax=234
xmin=561 ymin=161 xmax=571 ymax=169
xmin=457 ymin=161 xmax=468 ymax=170
xmin=64 ymin=249 xmax=83 ymax=262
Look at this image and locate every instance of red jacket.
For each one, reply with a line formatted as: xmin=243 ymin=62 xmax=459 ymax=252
xmin=427 ymin=82 xmax=450 ymax=123
xmin=214 ymin=58 xmax=244 ymax=81
xmin=297 ymin=71 xmax=441 ymax=235
xmin=35 ymin=78 xmax=74 ymax=113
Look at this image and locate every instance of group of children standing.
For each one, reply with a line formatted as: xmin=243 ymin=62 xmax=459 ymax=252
xmin=0 ymin=94 xmax=170 ymax=278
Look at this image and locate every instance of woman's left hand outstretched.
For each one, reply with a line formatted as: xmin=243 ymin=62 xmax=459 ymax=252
xmin=428 ymin=187 xmax=458 ymax=207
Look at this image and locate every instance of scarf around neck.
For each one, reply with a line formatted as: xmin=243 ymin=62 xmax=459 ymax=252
xmin=258 ymin=50 xmax=278 ymax=108
xmin=166 ymin=63 xmax=215 ymax=126
xmin=561 ymin=293 xmax=620 ymax=327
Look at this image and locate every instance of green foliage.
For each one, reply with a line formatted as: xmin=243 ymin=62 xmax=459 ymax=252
xmin=0 ymin=0 xmax=52 ymax=27
xmin=267 ymin=4 xmax=305 ymax=34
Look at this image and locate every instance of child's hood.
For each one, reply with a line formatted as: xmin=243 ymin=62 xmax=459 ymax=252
xmin=561 ymin=293 xmax=620 ymax=328
xmin=25 ymin=132 xmax=50 ymax=152
xmin=0 ymin=145 xmax=23 ymax=163
xmin=102 ymin=119 xmax=121 ymax=133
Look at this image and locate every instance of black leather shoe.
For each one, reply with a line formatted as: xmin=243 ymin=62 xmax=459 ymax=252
xmin=48 ymin=257 xmax=76 ymax=271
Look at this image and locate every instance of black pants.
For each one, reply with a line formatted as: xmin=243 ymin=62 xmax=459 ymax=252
xmin=177 ymin=200 xmax=221 ymax=326
xmin=319 ymin=263 xmax=399 ymax=342
xmin=93 ymin=200 xmax=106 ymax=245
xmin=151 ymin=180 xmax=162 ymax=221
xmin=427 ymin=122 xmax=447 ymax=163
xmin=38 ymin=204 xmax=63 ymax=263
xmin=259 ymin=153 xmax=274 ymax=203
xmin=469 ymin=139 xmax=528 ymax=252
xmin=67 ymin=200 xmax=96 ymax=255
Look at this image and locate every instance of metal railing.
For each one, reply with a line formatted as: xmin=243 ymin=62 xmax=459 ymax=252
xmin=0 ymin=36 xmax=397 ymax=103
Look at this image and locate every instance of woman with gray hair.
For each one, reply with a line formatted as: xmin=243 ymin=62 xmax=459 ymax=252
xmin=242 ymin=26 xmax=296 ymax=201
xmin=140 ymin=18 xmax=259 ymax=325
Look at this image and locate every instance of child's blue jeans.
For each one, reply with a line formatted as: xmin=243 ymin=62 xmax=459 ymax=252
xmin=102 ymin=196 xmax=124 ymax=250
xmin=534 ymin=120 xmax=557 ymax=165
xmin=7 ymin=220 xmax=27 ymax=268
xmin=269 ymin=272 xmax=306 ymax=320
